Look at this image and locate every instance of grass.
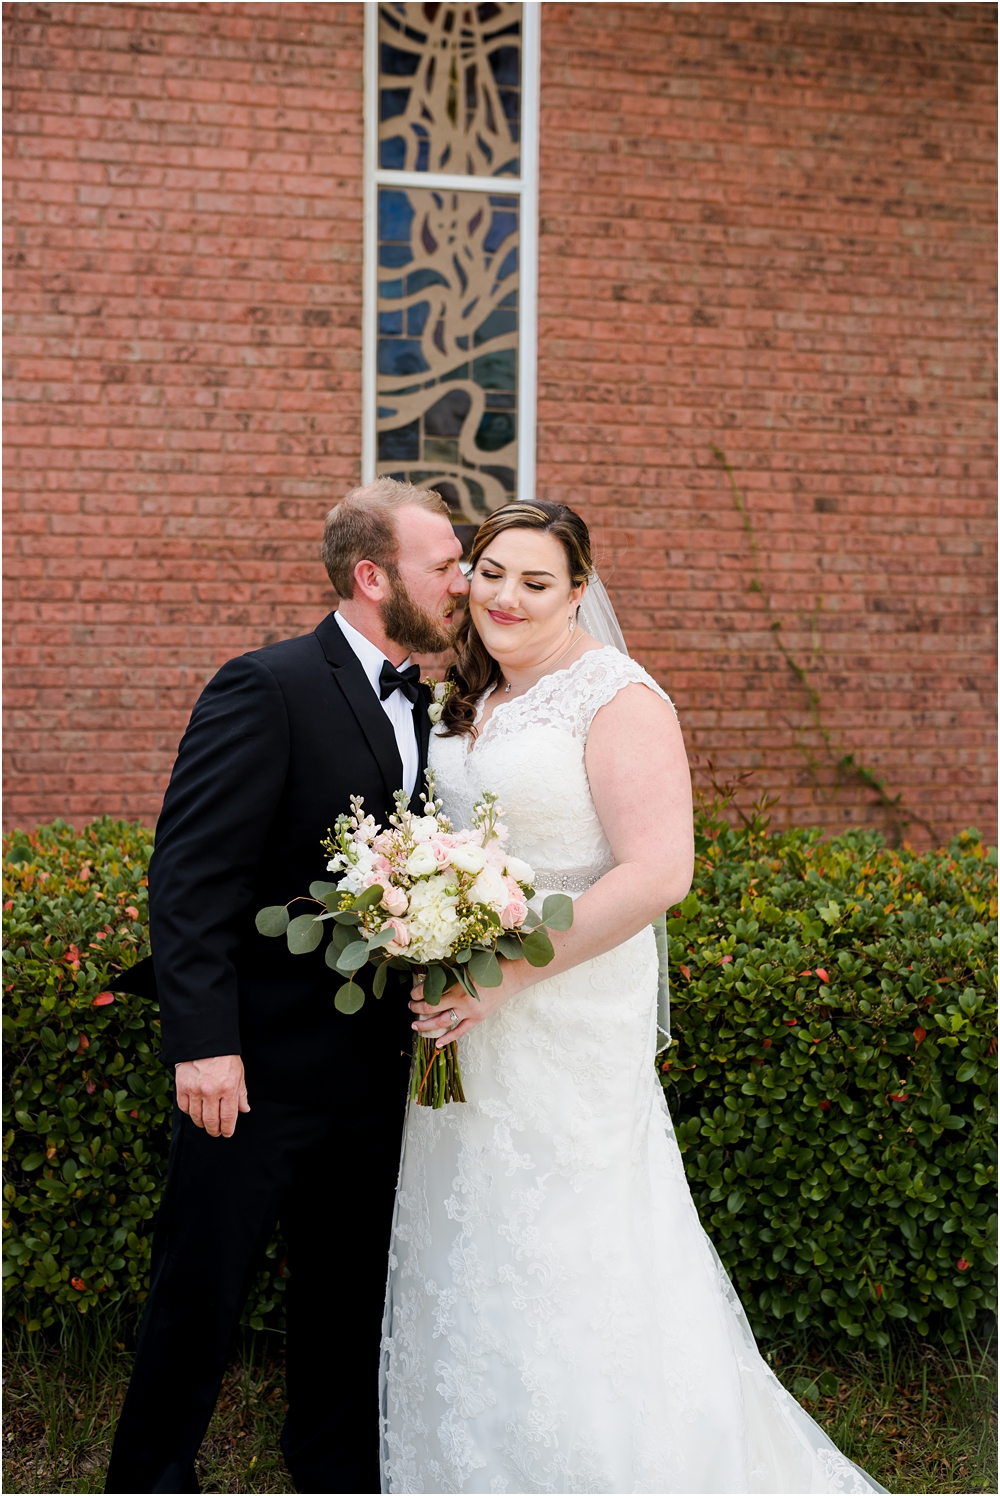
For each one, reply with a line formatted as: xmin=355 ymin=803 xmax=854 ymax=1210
xmin=3 ymin=1319 xmax=996 ymax=1494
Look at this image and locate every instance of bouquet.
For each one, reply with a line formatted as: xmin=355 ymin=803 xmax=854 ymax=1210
xmin=255 ymin=777 xmax=573 ymax=1107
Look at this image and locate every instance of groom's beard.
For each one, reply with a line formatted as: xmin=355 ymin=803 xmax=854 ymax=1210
xmin=380 ymin=571 xmax=461 ymax=654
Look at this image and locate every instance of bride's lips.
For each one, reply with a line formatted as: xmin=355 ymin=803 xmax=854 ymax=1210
xmin=486 ymin=609 xmax=525 ymax=625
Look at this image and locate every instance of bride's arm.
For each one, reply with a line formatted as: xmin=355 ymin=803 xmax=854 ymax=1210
xmin=411 ymin=681 xmax=694 ymax=1044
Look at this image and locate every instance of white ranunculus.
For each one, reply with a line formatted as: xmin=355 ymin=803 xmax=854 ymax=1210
xmin=410 ymin=816 xmax=441 ymax=843
xmin=449 ymin=843 xmax=488 ymax=875
xmin=406 ymin=845 xmax=439 ymax=877
xmin=503 ymin=854 xmax=535 ymax=884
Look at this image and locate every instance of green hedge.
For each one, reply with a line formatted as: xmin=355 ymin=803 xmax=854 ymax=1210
xmin=663 ymin=812 xmax=997 ymax=1350
xmin=3 ymin=815 xmax=996 ymax=1348
xmin=1 ymin=819 xmax=284 ymax=1332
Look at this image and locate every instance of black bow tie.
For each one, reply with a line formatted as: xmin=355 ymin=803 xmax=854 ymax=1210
xmin=379 ymin=660 xmax=421 ymax=704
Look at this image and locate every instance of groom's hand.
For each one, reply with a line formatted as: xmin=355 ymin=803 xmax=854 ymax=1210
xmin=175 ymin=1055 xmax=250 ymax=1138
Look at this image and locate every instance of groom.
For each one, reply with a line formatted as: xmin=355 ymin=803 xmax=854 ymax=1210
xmin=105 ymin=479 xmax=468 ymax=1494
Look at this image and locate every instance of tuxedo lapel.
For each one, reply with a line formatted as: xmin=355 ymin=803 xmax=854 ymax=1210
xmin=411 ymin=683 xmax=433 ymax=810
xmin=314 ymin=613 xmax=404 ymax=803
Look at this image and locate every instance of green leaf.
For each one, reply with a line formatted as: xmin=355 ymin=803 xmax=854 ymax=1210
xmin=520 ymin=928 xmax=555 ymax=967
xmin=330 ymin=921 xmax=354 ymax=952
xmin=324 ymin=941 xmax=342 ymax=969
xmin=353 ymin=885 xmax=384 ymax=911
xmin=20 ymin=1153 xmax=45 ymax=1171
xmin=422 ymin=964 xmax=449 ymax=1003
xmin=454 ymin=948 xmax=472 ymax=963
xmin=454 ymin=964 xmax=480 ymax=1002
xmin=336 ymin=940 xmax=370 ymax=973
xmin=468 ymin=950 xmax=503 ymax=987
xmin=540 ymin=893 xmax=574 ymax=931
xmin=680 ymin=891 xmax=700 ymax=919
xmin=496 ymin=934 xmax=524 ymax=960
xmin=286 ymin=913 xmax=324 ymax=954
xmin=308 ymin=880 xmax=338 ymax=901
xmin=373 ymin=962 xmax=389 ymax=999
xmin=333 ymin=910 xmax=360 ymax=925
xmin=6 ymin=845 xmax=33 ymax=866
xmin=255 ymin=905 xmax=290 ymax=938
xmin=367 ymin=927 xmax=395 ymax=951
xmin=334 ymin=982 xmax=365 ymax=1014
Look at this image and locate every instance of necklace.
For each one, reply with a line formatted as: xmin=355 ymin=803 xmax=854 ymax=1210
xmin=502 ymin=634 xmax=579 ymax=695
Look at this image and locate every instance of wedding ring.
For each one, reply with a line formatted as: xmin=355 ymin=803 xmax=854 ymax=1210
xmin=448 ymin=1008 xmax=460 ymax=1030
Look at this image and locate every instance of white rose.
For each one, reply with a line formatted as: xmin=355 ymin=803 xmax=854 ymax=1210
xmin=503 ymin=854 xmax=535 ymax=884
xmin=427 ymin=702 xmax=444 ymax=724
xmin=449 ymin=844 xmax=488 ymax=875
xmin=406 ymin=845 xmax=439 ymax=877
xmin=470 ymin=863 xmax=509 ymax=911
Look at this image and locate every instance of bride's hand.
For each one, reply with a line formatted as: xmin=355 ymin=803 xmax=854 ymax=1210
xmin=409 ymin=960 xmax=526 ymax=1047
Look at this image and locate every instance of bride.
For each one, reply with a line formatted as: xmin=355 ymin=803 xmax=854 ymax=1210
xmin=381 ymin=500 xmax=885 ymax=1496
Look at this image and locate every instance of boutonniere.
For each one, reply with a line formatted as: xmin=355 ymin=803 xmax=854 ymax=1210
xmin=425 ymin=677 xmax=456 ymax=725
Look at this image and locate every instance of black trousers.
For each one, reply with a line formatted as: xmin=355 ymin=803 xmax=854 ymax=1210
xmin=105 ymin=1095 xmax=405 ymax=1494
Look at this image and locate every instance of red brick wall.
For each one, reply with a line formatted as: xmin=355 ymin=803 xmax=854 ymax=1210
xmin=3 ymin=1 xmax=364 ymax=827
xmin=4 ymin=2 xmax=997 ymax=845
xmin=537 ymin=2 xmax=997 ymax=846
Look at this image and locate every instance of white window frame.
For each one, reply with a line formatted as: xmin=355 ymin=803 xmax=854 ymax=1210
xmin=362 ymin=1 xmax=541 ymax=503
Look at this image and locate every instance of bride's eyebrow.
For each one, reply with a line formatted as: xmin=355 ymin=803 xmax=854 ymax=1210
xmin=481 ymin=553 xmax=556 ymax=579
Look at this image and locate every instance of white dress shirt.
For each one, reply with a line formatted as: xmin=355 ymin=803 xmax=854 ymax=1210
xmin=334 ymin=610 xmax=419 ymax=800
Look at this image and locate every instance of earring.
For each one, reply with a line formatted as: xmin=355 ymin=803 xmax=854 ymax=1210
xmin=569 ymin=615 xmax=576 ymax=632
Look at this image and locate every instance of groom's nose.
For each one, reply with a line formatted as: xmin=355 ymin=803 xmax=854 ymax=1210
xmin=449 ymin=567 xmax=470 ymax=596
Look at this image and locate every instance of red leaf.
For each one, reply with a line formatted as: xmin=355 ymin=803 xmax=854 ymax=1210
xmin=93 ymin=993 xmax=114 ymax=1007
xmin=720 ymin=955 xmax=732 ymax=965
xmin=71 ymin=1278 xmax=86 ymax=1292
xmin=129 ymin=1108 xmax=138 ymax=1119
xmin=782 ymin=1019 xmax=797 ymax=1027
xmin=126 ymin=906 xmax=139 ymax=920
xmin=913 ymin=1026 xmax=927 ymax=1046
xmin=957 ymin=1258 xmax=969 ymax=1271
xmin=679 ymin=965 xmax=692 ymax=980
xmin=815 ymin=968 xmax=829 ymax=982
xmin=818 ymin=1100 xmax=831 ymax=1111
xmin=762 ymin=1038 xmax=772 ymax=1048
xmin=875 ymin=1283 xmax=883 ymax=1298
xmin=85 ymin=1082 xmax=96 ymax=1095
xmin=799 ymin=970 xmax=812 ymax=977
xmin=888 ymin=1093 xmax=908 ymax=1102
xmin=78 ymin=1034 xmax=90 ymax=1051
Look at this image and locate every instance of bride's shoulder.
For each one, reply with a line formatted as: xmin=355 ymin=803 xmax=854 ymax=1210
xmin=571 ymin=646 xmax=678 ymax=721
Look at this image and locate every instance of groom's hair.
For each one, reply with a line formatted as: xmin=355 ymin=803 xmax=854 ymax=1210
xmin=322 ymin=477 xmax=450 ymax=598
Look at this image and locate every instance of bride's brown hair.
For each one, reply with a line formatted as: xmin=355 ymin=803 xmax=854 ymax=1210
xmin=438 ymin=500 xmax=592 ymax=738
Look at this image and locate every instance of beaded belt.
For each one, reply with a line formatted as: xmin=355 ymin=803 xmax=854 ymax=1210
xmin=530 ymin=867 xmax=611 ymax=894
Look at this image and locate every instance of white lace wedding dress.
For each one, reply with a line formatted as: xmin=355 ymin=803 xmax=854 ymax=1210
xmin=380 ymin=648 xmax=885 ymax=1495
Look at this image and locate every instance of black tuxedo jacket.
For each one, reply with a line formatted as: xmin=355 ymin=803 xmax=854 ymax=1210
xmin=139 ymin=612 xmax=431 ymax=1101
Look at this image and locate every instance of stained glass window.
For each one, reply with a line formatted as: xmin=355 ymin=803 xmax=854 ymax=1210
xmin=378 ymin=3 xmax=522 ymax=178
xmin=365 ymin=3 xmax=537 ymax=533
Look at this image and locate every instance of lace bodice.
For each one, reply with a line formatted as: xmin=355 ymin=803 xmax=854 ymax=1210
xmin=428 ymin=646 xmax=674 ymax=885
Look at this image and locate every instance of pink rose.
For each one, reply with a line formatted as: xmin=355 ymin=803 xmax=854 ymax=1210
xmin=500 ymin=898 xmax=528 ymax=929
xmin=483 ymin=842 xmax=508 ymax=872
xmin=381 ymin=884 xmax=409 ymax=917
xmin=428 ymin=835 xmax=455 ymax=868
xmin=384 ymin=917 xmax=411 ymax=954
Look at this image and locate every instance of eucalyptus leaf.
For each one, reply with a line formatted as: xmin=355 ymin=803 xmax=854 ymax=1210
xmin=367 ymin=927 xmax=395 ymax=950
xmin=309 ymin=880 xmax=338 ymax=900
xmin=373 ymin=961 xmax=389 ymax=999
xmin=423 ymin=964 xmax=448 ymax=1003
xmin=520 ymin=928 xmax=555 ymax=967
xmin=324 ymin=941 xmax=342 ymax=969
xmin=255 ymin=905 xmax=290 ymax=938
xmin=454 ymin=948 xmax=472 ymax=964
xmin=330 ymin=921 xmax=354 ymax=952
xmin=454 ymin=964 xmax=480 ymax=1002
xmin=324 ymin=890 xmax=342 ymax=911
xmin=540 ymin=893 xmax=574 ymax=932
xmin=333 ymin=910 xmax=360 ymax=925
xmin=468 ymin=949 xmax=503 ymax=987
xmin=336 ymin=940 xmax=371 ymax=973
xmin=334 ymin=982 xmax=365 ymax=1014
xmin=286 ymin=913 xmax=323 ymax=954
xmin=354 ymin=884 xmax=384 ymax=911
xmin=496 ymin=934 xmax=524 ymax=960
